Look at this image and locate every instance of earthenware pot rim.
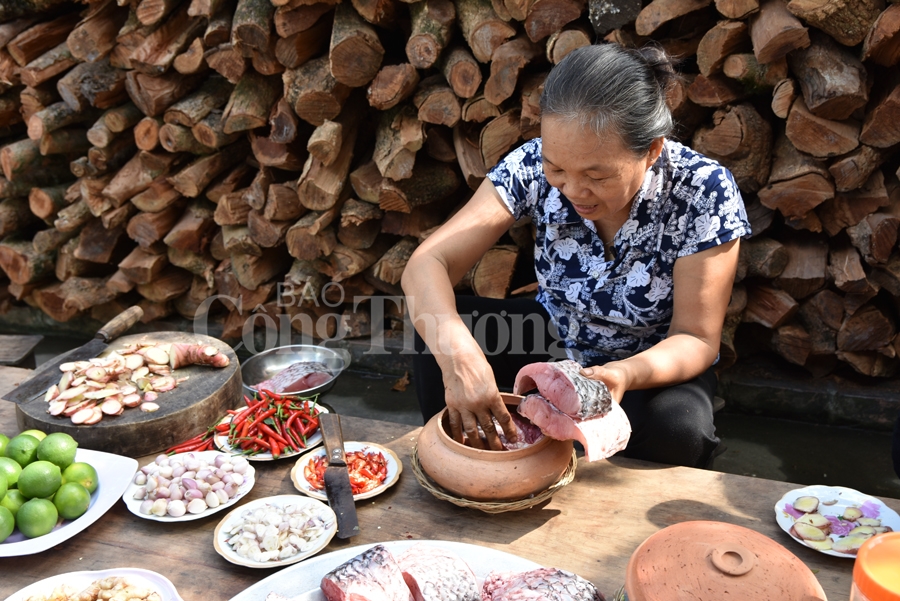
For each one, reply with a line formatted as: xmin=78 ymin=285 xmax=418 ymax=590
xmin=434 ymin=393 xmax=553 ymax=461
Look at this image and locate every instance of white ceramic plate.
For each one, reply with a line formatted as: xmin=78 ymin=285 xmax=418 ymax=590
xmin=213 ymin=494 xmax=337 ymax=569
xmin=774 ymin=484 xmax=900 ymax=558
xmin=121 ymin=450 xmax=256 ymax=522
xmin=0 ymin=448 xmax=137 ymax=557
xmin=228 ymin=540 xmax=543 ymax=601
xmin=2 ymin=567 xmax=184 ymax=601
xmin=213 ymin=404 xmax=329 ymax=461
xmin=289 ymin=441 xmax=402 ymax=501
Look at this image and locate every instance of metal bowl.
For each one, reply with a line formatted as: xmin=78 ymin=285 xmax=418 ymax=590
xmin=241 ymin=345 xmax=352 ymax=398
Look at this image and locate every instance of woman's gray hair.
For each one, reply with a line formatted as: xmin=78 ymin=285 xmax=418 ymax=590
xmin=540 ymin=43 xmax=677 ymax=155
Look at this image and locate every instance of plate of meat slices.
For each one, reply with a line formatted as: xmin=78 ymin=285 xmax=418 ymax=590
xmin=289 ymin=441 xmax=402 ymax=501
xmin=774 ymin=484 xmax=900 ymax=557
xmin=226 ymin=540 xmax=604 ymax=601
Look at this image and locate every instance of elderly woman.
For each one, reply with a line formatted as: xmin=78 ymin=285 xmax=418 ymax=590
xmin=401 ymin=43 xmax=750 ymax=469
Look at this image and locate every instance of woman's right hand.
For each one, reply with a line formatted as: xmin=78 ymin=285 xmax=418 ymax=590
xmin=441 ymin=349 xmax=517 ymax=451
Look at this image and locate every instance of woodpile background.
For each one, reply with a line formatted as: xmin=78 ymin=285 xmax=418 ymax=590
xmin=0 ymin=0 xmax=899 ymax=378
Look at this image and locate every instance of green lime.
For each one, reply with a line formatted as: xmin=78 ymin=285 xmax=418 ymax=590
xmin=0 ymin=457 xmax=21 ymax=487
xmin=19 ymin=429 xmax=47 ymax=442
xmin=16 ymin=498 xmax=58 ymax=538
xmin=5 ymin=434 xmax=40 ymax=468
xmin=37 ymin=433 xmax=78 ymax=470
xmin=61 ymin=462 xmax=98 ymax=494
xmin=1 ymin=489 xmax=26 ymax=518
xmin=0 ymin=473 xmax=6 ymax=502
xmin=0 ymin=506 xmax=13 ymax=542
xmin=0 ymin=434 xmax=8 ymax=457
xmin=17 ymin=461 xmax=62 ymax=500
xmin=53 ymin=482 xmax=91 ymax=520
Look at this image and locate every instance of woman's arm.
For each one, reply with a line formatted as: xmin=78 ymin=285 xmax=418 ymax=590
xmin=581 ymin=238 xmax=740 ymax=401
xmin=401 ymin=179 xmax=517 ymax=449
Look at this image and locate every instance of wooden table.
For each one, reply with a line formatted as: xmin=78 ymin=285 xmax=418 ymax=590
xmin=0 ymin=366 xmax=895 ymax=601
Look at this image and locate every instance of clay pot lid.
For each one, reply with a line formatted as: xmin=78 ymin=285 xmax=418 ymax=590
xmin=625 ymin=521 xmax=826 ymax=601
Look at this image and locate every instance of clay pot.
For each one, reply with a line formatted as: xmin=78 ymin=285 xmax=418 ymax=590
xmin=626 ymin=521 xmax=827 ymax=601
xmin=416 ymin=394 xmax=574 ymax=502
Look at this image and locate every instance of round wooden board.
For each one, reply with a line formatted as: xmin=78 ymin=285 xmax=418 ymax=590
xmin=16 ymin=332 xmax=242 ymax=457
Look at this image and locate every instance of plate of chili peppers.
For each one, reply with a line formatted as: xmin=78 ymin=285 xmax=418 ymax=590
xmin=290 ymin=441 xmax=402 ymax=501
xmin=212 ymin=393 xmax=327 ymax=461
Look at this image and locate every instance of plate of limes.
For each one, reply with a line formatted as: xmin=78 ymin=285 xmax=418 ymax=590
xmin=0 ymin=431 xmax=138 ymax=557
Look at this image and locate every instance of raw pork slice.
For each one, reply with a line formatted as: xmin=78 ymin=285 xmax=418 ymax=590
xmin=482 ymin=568 xmax=605 ymax=601
xmin=396 ymin=544 xmax=481 ymax=601
xmin=321 ymin=545 xmax=412 ymax=601
xmin=513 ymin=361 xmax=611 ymax=420
xmin=518 ymin=394 xmax=630 ymax=462
xmin=255 ymin=361 xmax=333 ymax=393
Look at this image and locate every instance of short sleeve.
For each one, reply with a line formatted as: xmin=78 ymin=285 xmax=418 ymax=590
xmin=486 ymin=139 xmax=545 ymax=221
xmin=676 ymin=161 xmax=752 ymax=258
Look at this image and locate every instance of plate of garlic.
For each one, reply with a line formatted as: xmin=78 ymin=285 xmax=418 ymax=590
xmin=213 ymin=495 xmax=336 ymax=568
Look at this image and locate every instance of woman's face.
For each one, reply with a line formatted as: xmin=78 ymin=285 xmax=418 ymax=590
xmin=541 ymin=116 xmax=663 ymax=223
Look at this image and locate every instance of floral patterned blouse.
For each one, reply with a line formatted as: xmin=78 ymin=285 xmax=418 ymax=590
xmin=487 ymin=138 xmax=751 ymax=366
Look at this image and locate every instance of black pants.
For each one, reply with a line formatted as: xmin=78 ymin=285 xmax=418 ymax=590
xmin=412 ymin=295 xmax=721 ymax=469
xmin=893 ymin=412 xmax=900 ymax=480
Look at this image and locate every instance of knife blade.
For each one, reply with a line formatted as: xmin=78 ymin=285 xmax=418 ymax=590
xmin=3 ymin=306 xmax=144 ymax=405
xmin=319 ymin=413 xmax=360 ymax=539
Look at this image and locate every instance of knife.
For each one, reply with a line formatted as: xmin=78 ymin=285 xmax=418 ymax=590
xmin=4 ymin=305 xmax=144 ymax=405
xmin=319 ymin=413 xmax=360 ymax=539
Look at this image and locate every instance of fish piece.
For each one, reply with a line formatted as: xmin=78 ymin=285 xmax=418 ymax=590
xmin=482 ymin=568 xmax=605 ymax=601
xmin=513 ymin=361 xmax=611 ymax=420
xmin=254 ymin=361 xmax=333 ymax=393
xmin=397 ymin=544 xmax=481 ymax=601
xmin=321 ymin=544 xmax=412 ymax=601
xmin=518 ymin=394 xmax=630 ymax=462
xmin=499 ymin=412 xmax=545 ymax=450
xmin=467 ymin=412 xmax=545 ymax=450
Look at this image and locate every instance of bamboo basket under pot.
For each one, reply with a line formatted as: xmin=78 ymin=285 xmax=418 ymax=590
xmin=416 ymin=394 xmax=574 ymax=502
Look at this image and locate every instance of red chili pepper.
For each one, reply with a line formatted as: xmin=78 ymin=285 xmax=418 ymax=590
xmin=252 ymin=436 xmax=272 ymax=450
xmin=253 ymin=408 xmax=278 ymax=424
xmin=285 ymin=410 xmax=299 ymax=432
xmin=270 ymin=437 xmax=283 ymax=458
xmin=258 ymin=422 xmax=290 ymax=446
xmin=287 ymin=428 xmax=306 ymax=449
xmin=167 ymin=438 xmax=207 ymax=454
xmin=165 ymin=431 xmax=210 ymax=453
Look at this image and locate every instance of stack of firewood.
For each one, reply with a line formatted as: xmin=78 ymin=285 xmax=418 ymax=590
xmin=0 ymin=0 xmax=899 ymax=378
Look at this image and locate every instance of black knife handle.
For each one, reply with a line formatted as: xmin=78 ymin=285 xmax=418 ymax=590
xmin=320 ymin=413 xmax=347 ymax=466
xmin=96 ymin=306 xmax=144 ymax=342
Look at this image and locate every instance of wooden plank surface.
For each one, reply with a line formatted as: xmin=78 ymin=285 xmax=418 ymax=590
xmin=0 ymin=335 xmax=42 ymax=368
xmin=0 ymin=366 xmax=896 ymax=601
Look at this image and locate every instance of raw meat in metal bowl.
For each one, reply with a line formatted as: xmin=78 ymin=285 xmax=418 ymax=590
xmin=254 ymin=361 xmax=333 ymax=394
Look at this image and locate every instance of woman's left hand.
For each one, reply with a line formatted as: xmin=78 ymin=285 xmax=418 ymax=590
xmin=579 ymin=362 xmax=632 ymax=404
